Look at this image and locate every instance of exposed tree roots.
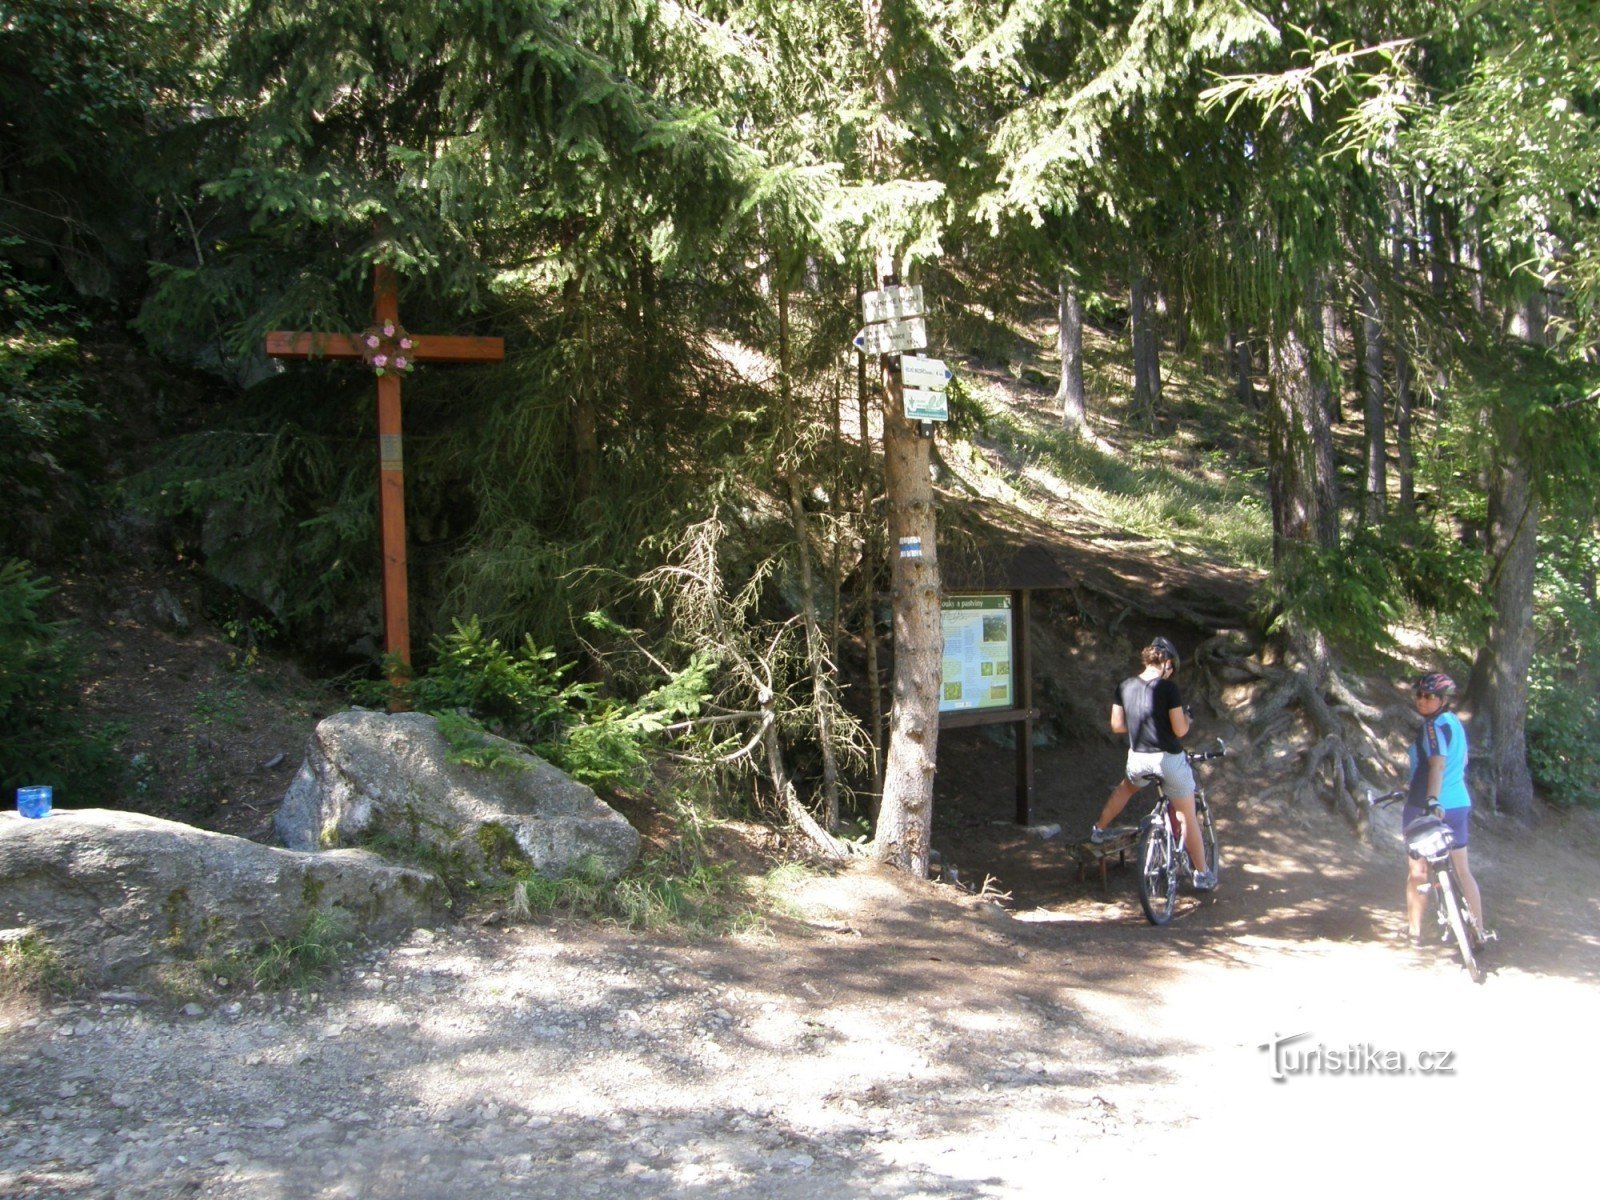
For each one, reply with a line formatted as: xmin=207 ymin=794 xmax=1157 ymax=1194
xmin=1195 ymin=632 xmax=1394 ymax=830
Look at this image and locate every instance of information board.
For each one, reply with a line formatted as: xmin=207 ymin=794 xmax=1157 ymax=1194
xmin=939 ymin=594 xmax=1013 ymax=712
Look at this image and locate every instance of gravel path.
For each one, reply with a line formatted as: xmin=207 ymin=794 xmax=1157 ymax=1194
xmin=4 ymin=810 xmax=1598 ymax=1197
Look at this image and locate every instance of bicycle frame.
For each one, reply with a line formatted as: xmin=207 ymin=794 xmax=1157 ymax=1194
xmin=1135 ymin=741 xmax=1224 ymax=926
xmin=1369 ymin=792 xmax=1488 ymax=983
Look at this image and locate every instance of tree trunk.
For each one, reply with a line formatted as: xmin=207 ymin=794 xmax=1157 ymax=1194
xmin=857 ymin=280 xmax=884 ymax=807
xmin=1318 ymin=288 xmax=1342 ymax=425
xmin=1228 ymin=328 xmax=1256 ymax=408
xmin=1056 ymin=275 xmax=1086 ymax=431
xmin=776 ymin=283 xmax=841 ymax=831
xmin=1474 ymin=295 xmax=1546 ymax=822
xmin=1130 ymin=269 xmax=1162 ymax=424
xmin=872 ymin=261 xmax=942 ymax=878
xmin=1479 ymin=434 xmax=1539 ymax=821
xmin=1388 ymin=195 xmax=1417 ymax=517
xmin=1267 ymin=319 xmax=1338 ymax=560
xmin=1394 ymin=350 xmax=1415 ymax=516
xmin=1359 ymin=273 xmax=1387 ymax=524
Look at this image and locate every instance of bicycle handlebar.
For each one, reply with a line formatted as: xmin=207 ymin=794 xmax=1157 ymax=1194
xmin=1186 ymin=738 xmax=1228 ymax=764
xmin=1366 ymin=789 xmax=1441 ymax=816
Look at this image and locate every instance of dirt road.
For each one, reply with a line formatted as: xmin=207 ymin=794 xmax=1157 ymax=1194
xmin=3 ymin=788 xmax=1596 ymax=1198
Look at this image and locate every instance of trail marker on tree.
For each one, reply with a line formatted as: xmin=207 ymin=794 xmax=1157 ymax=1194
xmin=265 ymin=264 xmax=504 ymax=673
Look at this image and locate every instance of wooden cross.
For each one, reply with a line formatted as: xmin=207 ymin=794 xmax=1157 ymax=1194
xmin=265 ymin=264 xmax=504 ymax=672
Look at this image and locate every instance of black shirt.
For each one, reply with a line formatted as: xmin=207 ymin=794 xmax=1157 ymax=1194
xmin=1115 ymin=675 xmax=1184 ymax=754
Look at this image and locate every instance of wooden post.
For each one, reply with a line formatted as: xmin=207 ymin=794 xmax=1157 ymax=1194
xmin=1015 ymin=588 xmax=1033 ymax=825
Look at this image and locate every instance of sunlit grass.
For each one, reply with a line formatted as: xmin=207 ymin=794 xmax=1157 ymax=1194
xmin=969 ymin=398 xmax=1273 ymax=569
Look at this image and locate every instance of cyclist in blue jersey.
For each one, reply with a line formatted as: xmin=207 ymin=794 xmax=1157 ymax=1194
xmin=1403 ymin=672 xmax=1486 ymax=943
xmin=1089 ymin=637 xmax=1213 ymax=890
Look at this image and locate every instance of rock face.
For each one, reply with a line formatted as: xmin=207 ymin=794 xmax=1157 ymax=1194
xmin=0 ymin=809 xmax=449 ymax=984
xmin=275 ymin=710 xmax=641 ymax=884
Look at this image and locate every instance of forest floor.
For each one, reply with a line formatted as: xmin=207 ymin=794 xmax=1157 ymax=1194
xmin=6 ymin=322 xmax=1598 ymax=1195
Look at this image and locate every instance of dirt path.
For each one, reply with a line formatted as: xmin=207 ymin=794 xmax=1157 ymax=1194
xmin=4 ymin=785 xmax=1597 ymax=1198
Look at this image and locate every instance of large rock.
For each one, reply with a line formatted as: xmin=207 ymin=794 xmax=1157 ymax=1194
xmin=275 ymin=710 xmax=640 ymax=884
xmin=0 ymin=809 xmax=449 ymax=985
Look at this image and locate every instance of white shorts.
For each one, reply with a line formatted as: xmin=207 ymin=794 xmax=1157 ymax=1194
xmin=1125 ymin=750 xmax=1195 ymax=798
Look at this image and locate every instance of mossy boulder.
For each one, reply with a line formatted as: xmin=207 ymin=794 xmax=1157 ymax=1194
xmin=275 ymin=710 xmax=640 ymax=887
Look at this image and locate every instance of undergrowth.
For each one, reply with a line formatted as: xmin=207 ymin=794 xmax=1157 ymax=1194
xmin=0 ymin=932 xmax=78 ymax=1001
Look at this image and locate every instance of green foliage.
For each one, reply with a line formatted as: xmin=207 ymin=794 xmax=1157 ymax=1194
xmin=1263 ymin=523 xmax=1491 ymax=655
xmin=511 ymin=850 xmax=757 ymax=937
xmin=245 ymin=909 xmax=357 ymax=991
xmin=367 ymin=617 xmax=715 ymax=790
xmin=0 ymin=561 xmax=122 ymax=802
xmin=433 ymin=711 xmax=532 ymax=775
xmin=1527 ymin=529 xmax=1600 ymax=807
xmin=0 ymin=933 xmax=77 ymax=1000
xmin=0 ymin=251 xmax=99 ymax=558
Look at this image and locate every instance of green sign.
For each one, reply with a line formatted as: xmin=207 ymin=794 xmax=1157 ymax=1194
xmin=939 ymin=594 xmax=1013 ymax=712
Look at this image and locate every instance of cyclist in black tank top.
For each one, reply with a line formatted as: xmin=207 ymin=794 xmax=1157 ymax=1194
xmin=1088 ymin=638 xmax=1213 ymax=889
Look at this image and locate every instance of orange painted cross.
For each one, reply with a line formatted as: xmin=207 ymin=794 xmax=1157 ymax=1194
xmin=265 ymin=264 xmax=504 ymax=672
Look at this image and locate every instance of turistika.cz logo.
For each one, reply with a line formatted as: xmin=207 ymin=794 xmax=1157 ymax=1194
xmin=1260 ymin=1031 xmax=1457 ymax=1082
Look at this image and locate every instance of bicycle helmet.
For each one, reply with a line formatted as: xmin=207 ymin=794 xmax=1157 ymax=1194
xmin=1148 ymin=636 xmax=1180 ymax=670
xmin=1414 ymin=672 xmax=1456 ymax=699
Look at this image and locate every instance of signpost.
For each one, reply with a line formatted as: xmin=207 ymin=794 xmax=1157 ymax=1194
xmin=900 ymin=354 xmax=951 ymax=391
xmin=853 ymin=317 xmax=928 ymax=356
xmin=902 ymin=387 xmax=948 ymax=422
xmin=898 ymin=354 xmax=952 ymax=422
xmin=861 ymin=283 xmax=925 ymax=324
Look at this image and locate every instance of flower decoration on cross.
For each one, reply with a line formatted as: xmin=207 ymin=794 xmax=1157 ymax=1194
xmin=360 ymin=320 xmax=416 ymax=376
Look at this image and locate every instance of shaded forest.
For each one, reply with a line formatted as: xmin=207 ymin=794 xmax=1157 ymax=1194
xmin=4 ymin=0 xmax=1600 ymax=867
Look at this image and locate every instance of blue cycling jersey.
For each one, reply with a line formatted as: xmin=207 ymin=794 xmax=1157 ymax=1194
xmin=1408 ymin=710 xmax=1471 ymax=810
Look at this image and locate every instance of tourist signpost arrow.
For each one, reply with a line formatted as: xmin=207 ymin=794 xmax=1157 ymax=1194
xmin=861 ymin=283 xmax=924 ymax=324
xmin=853 ymin=316 xmax=928 ymax=356
xmin=900 ymin=354 xmax=951 ymax=391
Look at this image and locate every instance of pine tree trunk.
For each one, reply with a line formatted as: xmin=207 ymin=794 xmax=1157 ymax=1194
xmin=1228 ymin=328 xmax=1256 ymax=408
xmin=1267 ymin=319 xmax=1338 ymax=560
xmin=857 ymin=281 xmax=884 ymax=807
xmin=1394 ymin=349 xmax=1415 ymax=515
xmin=777 ymin=284 xmax=841 ymax=831
xmin=1318 ymin=289 xmax=1342 ymax=424
xmin=872 ymin=272 xmax=941 ymax=877
xmin=1056 ymin=275 xmax=1086 ymax=430
xmin=1383 ymin=219 xmax=1415 ymax=517
xmin=1475 ymin=295 xmax=1545 ymax=822
xmin=1130 ymin=270 xmax=1161 ymax=424
xmin=1359 ymin=273 xmax=1387 ymax=523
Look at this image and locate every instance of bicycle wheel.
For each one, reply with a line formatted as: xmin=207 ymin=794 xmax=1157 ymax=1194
xmin=1198 ymin=794 xmax=1219 ymax=885
xmin=1436 ymin=874 xmax=1484 ymax=983
xmin=1446 ymin=862 xmax=1487 ymax=951
xmin=1137 ymin=817 xmax=1178 ymax=925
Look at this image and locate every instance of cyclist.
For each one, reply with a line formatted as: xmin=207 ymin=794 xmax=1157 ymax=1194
xmin=1089 ymin=637 xmax=1214 ymax=890
xmin=1402 ymin=672 xmax=1485 ymax=943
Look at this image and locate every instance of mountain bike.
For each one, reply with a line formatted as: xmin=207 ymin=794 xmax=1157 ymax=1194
xmin=1135 ymin=740 xmax=1227 ymax=926
xmin=1368 ymin=791 xmax=1493 ymax=983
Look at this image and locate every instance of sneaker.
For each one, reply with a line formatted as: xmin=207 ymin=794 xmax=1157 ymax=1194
xmin=1191 ymin=869 xmax=1217 ymax=892
xmin=1089 ymin=826 xmax=1115 ymax=845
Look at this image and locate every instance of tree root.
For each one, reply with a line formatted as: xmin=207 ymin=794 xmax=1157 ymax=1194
xmin=1198 ymin=635 xmax=1386 ymax=830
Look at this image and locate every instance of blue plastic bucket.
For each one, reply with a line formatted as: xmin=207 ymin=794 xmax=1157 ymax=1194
xmin=16 ymin=786 xmax=52 ymax=819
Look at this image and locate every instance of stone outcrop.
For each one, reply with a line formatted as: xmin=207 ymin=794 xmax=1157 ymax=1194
xmin=275 ymin=710 xmax=640 ymax=885
xmin=0 ymin=809 xmax=449 ymax=984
